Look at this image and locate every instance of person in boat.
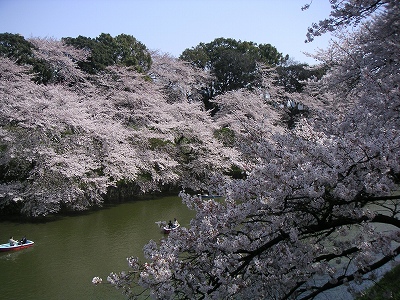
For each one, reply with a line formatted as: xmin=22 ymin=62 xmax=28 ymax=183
xmin=9 ymin=236 xmax=18 ymax=246
xmin=173 ymin=218 xmax=179 ymax=227
xmin=20 ymin=236 xmax=27 ymax=244
xmin=168 ymin=220 xmax=173 ymax=228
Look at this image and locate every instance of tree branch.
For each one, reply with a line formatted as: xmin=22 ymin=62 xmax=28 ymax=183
xmin=297 ymin=244 xmax=400 ymax=300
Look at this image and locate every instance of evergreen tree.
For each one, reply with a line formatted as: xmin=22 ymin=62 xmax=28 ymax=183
xmin=63 ymin=33 xmax=152 ymax=74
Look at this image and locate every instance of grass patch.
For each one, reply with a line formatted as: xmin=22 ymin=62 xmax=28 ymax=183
xmin=356 ymin=264 xmax=400 ymax=300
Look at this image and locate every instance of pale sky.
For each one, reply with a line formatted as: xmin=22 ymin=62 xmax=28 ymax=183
xmin=0 ymin=0 xmax=334 ymax=64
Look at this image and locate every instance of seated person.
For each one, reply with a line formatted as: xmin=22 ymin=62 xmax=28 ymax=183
xmin=9 ymin=236 xmax=18 ymax=246
xmin=20 ymin=236 xmax=27 ymax=244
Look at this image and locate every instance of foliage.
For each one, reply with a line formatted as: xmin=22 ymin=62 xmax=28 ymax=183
xmin=0 ymin=33 xmax=56 ymax=84
xmin=275 ymin=62 xmax=327 ymax=93
xmin=180 ymin=37 xmax=286 ymax=71
xmin=101 ymin=1 xmax=400 ymax=299
xmin=148 ymin=138 xmax=173 ymax=151
xmin=180 ymin=37 xmax=288 ymax=111
xmin=213 ymin=127 xmax=235 ymax=147
xmin=0 ymin=32 xmax=35 ymax=64
xmin=62 ymin=33 xmax=152 ymax=74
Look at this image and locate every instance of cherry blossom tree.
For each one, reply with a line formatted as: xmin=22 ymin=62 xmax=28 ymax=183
xmin=29 ymin=37 xmax=89 ymax=85
xmin=62 ymin=33 xmax=152 ymax=74
xmin=303 ymin=0 xmax=394 ymax=42
xmin=0 ymin=39 xmax=237 ymax=216
xmin=104 ymin=1 xmax=400 ymax=299
xmin=148 ymin=51 xmax=212 ymax=104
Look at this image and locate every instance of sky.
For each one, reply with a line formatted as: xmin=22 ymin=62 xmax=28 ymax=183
xmin=0 ymin=0 xmax=334 ymax=65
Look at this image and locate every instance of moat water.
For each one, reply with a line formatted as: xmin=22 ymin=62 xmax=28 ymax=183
xmin=0 ymin=195 xmax=194 ymax=300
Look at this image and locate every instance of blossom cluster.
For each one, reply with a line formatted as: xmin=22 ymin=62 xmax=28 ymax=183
xmin=104 ymin=1 xmax=400 ymax=299
xmin=0 ymin=42 xmax=237 ymax=216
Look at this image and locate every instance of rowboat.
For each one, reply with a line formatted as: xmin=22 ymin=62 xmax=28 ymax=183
xmin=0 ymin=240 xmax=34 ymax=252
xmin=163 ymin=223 xmax=180 ymax=234
xmin=156 ymin=220 xmax=180 ymax=234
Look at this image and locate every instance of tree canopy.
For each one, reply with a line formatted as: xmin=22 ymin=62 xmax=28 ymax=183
xmin=180 ymin=37 xmax=288 ymax=99
xmin=63 ymin=33 xmax=152 ymax=74
xmin=0 ymin=32 xmax=152 ymax=83
xmin=101 ymin=1 xmax=400 ymax=299
xmin=0 ymin=32 xmax=35 ymax=64
xmin=0 ymin=33 xmax=55 ymax=84
xmin=0 ymin=40 xmax=236 ymax=216
xmin=275 ymin=62 xmax=326 ymax=93
xmin=1 ymin=0 xmax=400 ymax=298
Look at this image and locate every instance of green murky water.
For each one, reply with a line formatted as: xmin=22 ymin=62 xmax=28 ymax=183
xmin=0 ymin=196 xmax=194 ymax=300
